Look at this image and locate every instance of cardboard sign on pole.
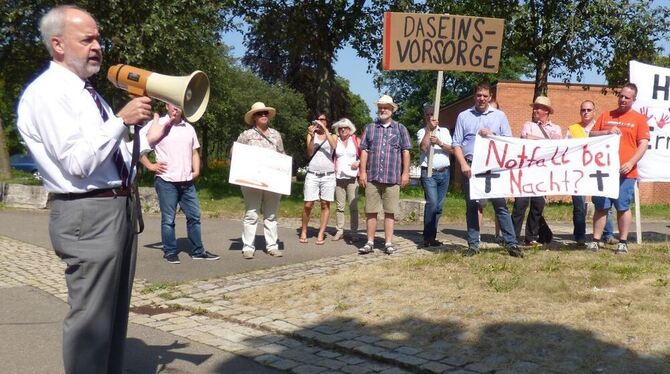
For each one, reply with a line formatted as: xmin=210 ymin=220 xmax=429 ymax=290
xmin=383 ymin=12 xmax=505 ymax=72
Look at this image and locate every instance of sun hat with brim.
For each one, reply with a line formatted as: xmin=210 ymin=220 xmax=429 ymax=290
xmin=332 ymin=118 xmax=356 ymax=133
xmin=375 ymin=95 xmax=398 ymax=112
xmin=244 ymin=102 xmax=276 ymax=125
xmin=530 ymin=96 xmax=554 ymax=114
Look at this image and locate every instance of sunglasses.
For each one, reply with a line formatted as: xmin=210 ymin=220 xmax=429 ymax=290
xmin=255 ymin=111 xmax=269 ymax=117
xmin=580 ymin=108 xmax=593 ymax=113
xmin=317 ymin=117 xmax=327 ymax=121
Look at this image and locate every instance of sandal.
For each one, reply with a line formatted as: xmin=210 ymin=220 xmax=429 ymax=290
xmin=358 ymin=241 xmax=373 ymax=255
xmin=383 ymin=243 xmax=396 ymax=255
xmin=299 ymin=236 xmax=308 ymax=244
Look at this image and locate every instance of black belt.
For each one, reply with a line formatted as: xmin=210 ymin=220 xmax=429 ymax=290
xmin=53 ymin=187 xmax=130 ymax=200
xmin=307 ymin=170 xmax=334 ymax=177
xmin=421 ymin=166 xmax=448 ymax=172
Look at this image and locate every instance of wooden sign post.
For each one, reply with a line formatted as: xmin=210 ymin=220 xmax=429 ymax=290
xmin=383 ymin=12 xmax=505 ymax=175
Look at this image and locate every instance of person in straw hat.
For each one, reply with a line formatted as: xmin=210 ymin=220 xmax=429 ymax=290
xmin=357 ymin=95 xmax=412 ymax=255
xmin=235 ymin=102 xmax=285 ymax=259
xmin=331 ymin=117 xmax=361 ymax=241
xmin=511 ymin=95 xmax=562 ymax=246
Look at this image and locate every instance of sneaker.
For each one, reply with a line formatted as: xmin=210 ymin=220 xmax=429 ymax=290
xmin=524 ymin=240 xmax=540 ymax=246
xmin=331 ymin=230 xmax=344 ymax=241
xmin=165 ymin=254 xmax=180 ymax=264
xmin=383 ymin=243 xmax=396 ymax=255
xmin=604 ymin=237 xmax=619 ymax=245
xmin=242 ymin=249 xmax=254 ymax=259
xmin=586 ymin=241 xmax=600 ymax=252
xmin=575 ymin=241 xmax=587 ymax=248
xmin=267 ymin=248 xmax=283 ymax=257
xmin=191 ymin=251 xmax=220 ymax=260
xmin=462 ymin=246 xmax=480 ymax=257
xmin=615 ymin=242 xmax=629 ymax=255
xmin=506 ymin=245 xmax=524 ymax=258
xmin=358 ymin=241 xmax=374 ymax=255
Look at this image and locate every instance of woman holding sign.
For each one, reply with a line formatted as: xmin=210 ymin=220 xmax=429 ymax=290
xmin=236 ymin=102 xmax=286 ymax=259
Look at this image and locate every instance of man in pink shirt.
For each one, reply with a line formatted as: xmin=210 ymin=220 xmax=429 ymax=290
xmin=140 ymin=103 xmax=220 ymax=264
xmin=512 ymin=96 xmax=562 ymax=245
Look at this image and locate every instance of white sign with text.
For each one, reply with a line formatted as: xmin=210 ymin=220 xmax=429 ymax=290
xmin=630 ymin=60 xmax=670 ymax=182
xmin=229 ymin=142 xmax=293 ymax=195
xmin=470 ymin=135 xmax=620 ymax=199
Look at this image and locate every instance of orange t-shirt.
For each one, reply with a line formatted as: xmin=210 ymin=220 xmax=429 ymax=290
xmin=593 ymin=109 xmax=650 ymax=178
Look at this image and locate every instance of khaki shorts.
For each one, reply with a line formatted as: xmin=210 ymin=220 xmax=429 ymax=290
xmin=365 ymin=182 xmax=400 ymax=215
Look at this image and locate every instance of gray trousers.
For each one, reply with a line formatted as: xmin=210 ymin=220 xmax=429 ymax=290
xmin=49 ymin=195 xmax=137 ymax=374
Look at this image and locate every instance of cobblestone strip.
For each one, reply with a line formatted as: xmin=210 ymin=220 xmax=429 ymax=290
xmin=2 ymin=235 xmax=480 ymax=373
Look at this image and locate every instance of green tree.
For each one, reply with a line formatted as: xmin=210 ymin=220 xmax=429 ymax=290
xmin=237 ymin=0 xmax=367 ymax=120
xmin=507 ymin=0 xmax=670 ymax=98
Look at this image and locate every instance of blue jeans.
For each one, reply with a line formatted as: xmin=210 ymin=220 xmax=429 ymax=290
xmin=420 ymin=168 xmax=450 ymax=241
xmin=462 ymin=165 xmax=517 ymax=248
xmin=572 ymin=195 xmax=586 ymax=242
xmin=603 ymin=207 xmax=615 ymax=239
xmin=155 ymin=177 xmax=204 ymax=257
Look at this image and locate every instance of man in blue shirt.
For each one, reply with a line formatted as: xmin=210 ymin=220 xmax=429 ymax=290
xmin=452 ymin=82 xmax=523 ymax=258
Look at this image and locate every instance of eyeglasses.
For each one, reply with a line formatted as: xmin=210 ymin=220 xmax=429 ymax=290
xmin=317 ymin=117 xmax=327 ymax=121
xmin=255 ymin=111 xmax=269 ymax=117
xmin=580 ymin=108 xmax=594 ymax=113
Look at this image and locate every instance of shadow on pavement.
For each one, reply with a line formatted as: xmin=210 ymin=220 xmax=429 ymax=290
xmin=233 ymin=316 xmax=670 ymax=372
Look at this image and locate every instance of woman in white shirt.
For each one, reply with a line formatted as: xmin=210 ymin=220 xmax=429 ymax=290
xmin=331 ymin=118 xmax=360 ymax=241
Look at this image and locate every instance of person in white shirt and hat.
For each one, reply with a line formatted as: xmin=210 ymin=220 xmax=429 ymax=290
xmin=235 ymin=102 xmax=286 ymax=259
xmin=331 ymin=118 xmax=361 ymax=241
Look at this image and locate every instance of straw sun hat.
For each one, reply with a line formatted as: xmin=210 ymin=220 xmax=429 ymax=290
xmin=244 ymin=102 xmax=276 ymax=125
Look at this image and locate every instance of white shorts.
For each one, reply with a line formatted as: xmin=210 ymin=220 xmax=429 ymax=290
xmin=304 ymin=172 xmax=336 ymax=202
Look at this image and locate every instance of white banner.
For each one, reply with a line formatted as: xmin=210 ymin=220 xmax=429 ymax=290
xmin=629 ymin=60 xmax=670 ymax=181
xmin=228 ymin=142 xmax=293 ymax=195
xmin=470 ymin=135 xmax=620 ymax=199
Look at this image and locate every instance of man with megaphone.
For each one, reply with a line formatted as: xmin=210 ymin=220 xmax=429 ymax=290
xmin=16 ymin=5 xmax=175 ymax=374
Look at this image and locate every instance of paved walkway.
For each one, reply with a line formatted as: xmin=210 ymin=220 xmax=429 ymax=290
xmin=2 ymin=208 xmax=669 ymax=373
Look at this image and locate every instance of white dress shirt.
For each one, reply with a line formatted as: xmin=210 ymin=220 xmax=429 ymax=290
xmin=17 ymin=62 xmax=150 ymax=193
xmin=416 ymin=126 xmax=452 ymax=169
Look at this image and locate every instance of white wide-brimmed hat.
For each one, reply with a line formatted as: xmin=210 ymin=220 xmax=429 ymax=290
xmin=530 ymin=96 xmax=554 ymax=114
xmin=332 ymin=118 xmax=356 ymax=133
xmin=375 ymin=95 xmax=398 ymax=112
xmin=244 ymin=102 xmax=276 ymax=125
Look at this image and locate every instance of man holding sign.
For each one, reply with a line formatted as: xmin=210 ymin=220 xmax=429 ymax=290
xmin=452 ymin=82 xmax=522 ymax=258
xmin=588 ymin=83 xmax=650 ymax=254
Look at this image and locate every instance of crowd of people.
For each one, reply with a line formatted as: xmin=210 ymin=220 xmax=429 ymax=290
xmin=16 ymin=5 xmax=650 ymax=373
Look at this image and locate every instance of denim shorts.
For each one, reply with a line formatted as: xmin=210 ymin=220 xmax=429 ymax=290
xmin=592 ymin=178 xmax=636 ymax=211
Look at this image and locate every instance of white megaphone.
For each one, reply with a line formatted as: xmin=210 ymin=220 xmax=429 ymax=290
xmin=107 ymin=64 xmax=210 ymax=122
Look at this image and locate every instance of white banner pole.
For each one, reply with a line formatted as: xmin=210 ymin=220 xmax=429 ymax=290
xmin=635 ymin=181 xmax=642 ymax=244
xmin=427 ymin=71 xmax=444 ymax=177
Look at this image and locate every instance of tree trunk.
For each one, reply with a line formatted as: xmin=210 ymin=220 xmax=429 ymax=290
xmin=200 ymin=123 xmax=209 ymax=169
xmin=534 ymin=59 xmax=550 ymax=100
xmin=0 ymin=117 xmax=12 ymax=179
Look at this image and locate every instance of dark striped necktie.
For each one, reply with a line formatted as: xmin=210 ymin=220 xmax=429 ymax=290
xmin=84 ymin=80 xmax=129 ymax=187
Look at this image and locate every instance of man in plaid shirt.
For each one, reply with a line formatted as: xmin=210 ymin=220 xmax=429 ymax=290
xmin=358 ymin=95 xmax=412 ymax=255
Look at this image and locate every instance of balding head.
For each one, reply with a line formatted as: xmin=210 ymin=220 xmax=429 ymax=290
xmin=40 ymin=6 xmax=102 ymax=79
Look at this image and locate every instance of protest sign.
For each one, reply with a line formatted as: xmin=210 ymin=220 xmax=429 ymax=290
xmin=629 ymin=60 xmax=670 ymax=182
xmin=470 ymin=135 xmax=620 ymax=199
xmin=229 ymin=142 xmax=293 ymax=195
xmin=382 ymin=12 xmax=504 ymax=72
